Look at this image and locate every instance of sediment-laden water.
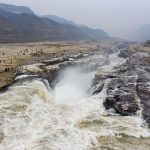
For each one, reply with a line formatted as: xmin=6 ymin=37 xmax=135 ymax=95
xmin=0 ymin=53 xmax=150 ymax=150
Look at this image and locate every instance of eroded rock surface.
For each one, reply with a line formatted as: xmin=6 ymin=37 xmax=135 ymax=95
xmin=15 ymin=51 xmax=105 ymax=88
xmin=93 ymin=48 xmax=150 ymax=127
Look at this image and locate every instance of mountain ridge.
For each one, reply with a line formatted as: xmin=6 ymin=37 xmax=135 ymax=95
xmin=0 ymin=3 xmax=110 ymax=43
xmin=0 ymin=3 xmax=34 ymax=14
xmin=44 ymin=15 xmax=77 ymax=26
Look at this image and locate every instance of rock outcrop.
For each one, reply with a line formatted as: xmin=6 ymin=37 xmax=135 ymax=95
xmin=15 ymin=51 xmax=104 ymax=88
xmin=92 ymin=48 xmax=150 ymax=127
xmin=118 ymin=48 xmax=136 ymax=58
xmin=104 ymin=76 xmax=140 ymax=116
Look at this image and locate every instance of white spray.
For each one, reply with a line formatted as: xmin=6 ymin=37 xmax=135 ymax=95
xmin=54 ymin=67 xmax=95 ymax=105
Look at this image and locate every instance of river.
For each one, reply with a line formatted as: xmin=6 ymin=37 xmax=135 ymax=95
xmin=0 ymin=53 xmax=150 ymax=150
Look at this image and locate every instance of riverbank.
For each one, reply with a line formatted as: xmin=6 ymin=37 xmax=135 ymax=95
xmin=0 ymin=41 xmax=103 ymax=89
xmin=92 ymin=42 xmax=150 ymax=127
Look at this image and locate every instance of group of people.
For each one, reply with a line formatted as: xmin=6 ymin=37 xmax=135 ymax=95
xmin=0 ymin=51 xmax=15 ymax=73
xmin=0 ymin=48 xmax=42 ymax=73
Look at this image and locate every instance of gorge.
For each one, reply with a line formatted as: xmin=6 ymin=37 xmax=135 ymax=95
xmin=0 ymin=41 xmax=150 ymax=150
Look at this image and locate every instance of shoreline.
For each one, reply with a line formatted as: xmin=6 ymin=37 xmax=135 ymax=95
xmin=0 ymin=40 xmax=148 ymax=90
xmin=0 ymin=41 xmax=102 ymax=89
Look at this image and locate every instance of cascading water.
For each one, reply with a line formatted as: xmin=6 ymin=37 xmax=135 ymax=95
xmin=54 ymin=67 xmax=94 ymax=105
xmin=0 ymin=53 xmax=150 ymax=150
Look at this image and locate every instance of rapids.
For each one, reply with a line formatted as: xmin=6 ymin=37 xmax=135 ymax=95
xmin=0 ymin=53 xmax=150 ymax=150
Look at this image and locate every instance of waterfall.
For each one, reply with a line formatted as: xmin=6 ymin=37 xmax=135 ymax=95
xmin=0 ymin=52 xmax=150 ymax=150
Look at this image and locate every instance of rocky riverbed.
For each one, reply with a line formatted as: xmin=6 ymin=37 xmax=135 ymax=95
xmin=92 ymin=44 xmax=150 ymax=127
xmin=0 ymin=40 xmax=150 ymax=150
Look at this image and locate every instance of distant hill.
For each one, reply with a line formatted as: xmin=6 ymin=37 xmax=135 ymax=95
xmin=0 ymin=3 xmax=34 ymax=14
xmin=44 ymin=15 xmax=77 ymax=25
xmin=134 ymin=24 xmax=150 ymax=41
xmin=0 ymin=3 xmax=110 ymax=43
xmin=79 ymin=25 xmax=109 ymax=40
xmin=44 ymin=15 xmax=109 ymax=40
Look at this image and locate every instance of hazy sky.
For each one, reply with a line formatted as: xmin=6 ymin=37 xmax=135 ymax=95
xmin=0 ymin=0 xmax=150 ymax=38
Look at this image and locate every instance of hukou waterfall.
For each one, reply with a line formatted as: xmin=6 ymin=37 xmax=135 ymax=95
xmin=0 ymin=47 xmax=150 ymax=150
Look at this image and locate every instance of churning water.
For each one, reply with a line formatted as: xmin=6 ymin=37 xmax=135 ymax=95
xmin=0 ymin=53 xmax=150 ymax=150
xmin=54 ymin=67 xmax=94 ymax=105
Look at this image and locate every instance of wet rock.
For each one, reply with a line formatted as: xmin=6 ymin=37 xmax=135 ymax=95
xmin=118 ymin=49 xmax=134 ymax=58
xmin=17 ymin=63 xmax=44 ymax=74
xmin=101 ymin=55 xmax=141 ymax=116
xmin=93 ymin=71 xmax=117 ymax=85
xmin=107 ymin=78 xmax=124 ymax=90
xmin=103 ymin=66 xmax=140 ymax=115
xmin=91 ymin=82 xmax=104 ymax=95
xmin=115 ymin=102 xmax=139 ymax=116
xmin=145 ymin=67 xmax=150 ymax=72
xmin=104 ymin=97 xmax=116 ymax=110
xmin=137 ymin=75 xmax=150 ymax=83
xmin=103 ymin=51 xmax=150 ymax=126
xmin=118 ymin=50 xmax=129 ymax=58
xmin=91 ymin=71 xmax=117 ymax=95
xmin=136 ymin=82 xmax=150 ymax=127
xmin=69 ymin=53 xmax=84 ymax=59
xmin=137 ymin=83 xmax=150 ymax=100
xmin=42 ymin=56 xmax=70 ymax=65
xmin=104 ymin=93 xmax=139 ymax=116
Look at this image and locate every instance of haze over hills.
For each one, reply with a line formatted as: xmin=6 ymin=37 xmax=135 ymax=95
xmin=0 ymin=3 xmax=109 ymax=43
xmin=45 ymin=15 xmax=109 ymax=41
xmin=45 ymin=14 xmax=150 ymax=42
xmin=134 ymin=24 xmax=150 ymax=41
xmin=44 ymin=15 xmax=77 ymax=26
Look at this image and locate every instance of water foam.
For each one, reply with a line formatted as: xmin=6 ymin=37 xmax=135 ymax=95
xmin=0 ymin=53 xmax=150 ymax=150
xmin=54 ymin=67 xmax=94 ymax=105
